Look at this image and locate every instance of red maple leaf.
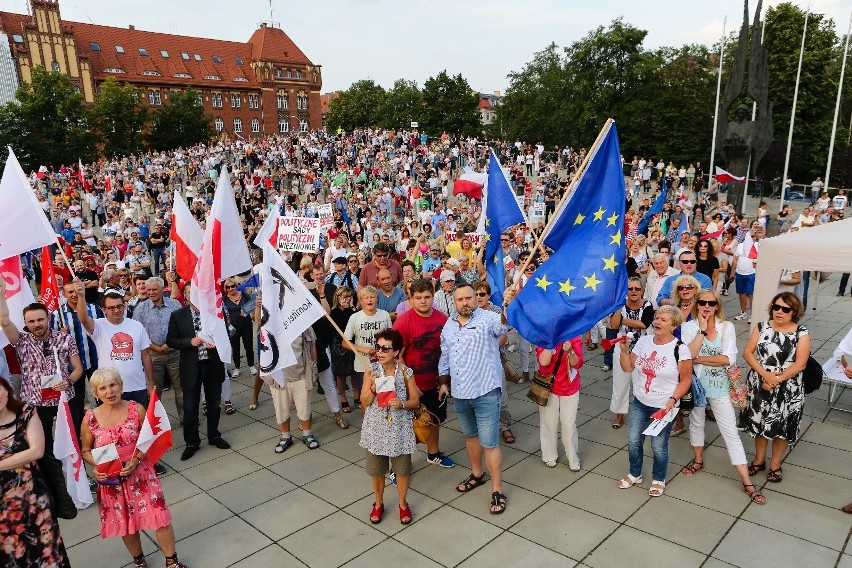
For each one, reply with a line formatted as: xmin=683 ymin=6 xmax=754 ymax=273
xmin=72 ymin=452 xmax=82 ymax=481
xmin=149 ymin=412 xmax=162 ymax=436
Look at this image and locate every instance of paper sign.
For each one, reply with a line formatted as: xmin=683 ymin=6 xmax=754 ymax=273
xmin=642 ymin=408 xmax=677 ymax=436
xmin=375 ymin=375 xmax=396 ymax=407
xmin=277 ymin=217 xmax=321 ymax=252
xmin=445 ymin=232 xmax=483 ymax=247
xmin=515 ymin=195 xmax=525 ymax=211
xmin=40 ymin=373 xmax=62 ymax=402
xmin=92 ymin=442 xmax=122 ymax=477
xmin=317 ymin=203 xmax=334 ymax=230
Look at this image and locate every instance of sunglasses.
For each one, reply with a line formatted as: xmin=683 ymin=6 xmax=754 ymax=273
xmin=627 ymin=287 xmax=642 ymax=292
xmin=42 ymin=341 xmax=52 ymax=358
xmin=374 ymin=253 xmax=387 ymax=258
xmin=224 ymin=285 xmax=236 ymax=290
xmin=348 ymin=259 xmax=358 ymax=263
xmin=476 ymin=292 xmax=489 ymax=297
xmin=697 ymin=299 xmax=718 ymax=307
xmin=375 ymin=344 xmax=394 ymax=353
xmin=501 ymin=239 xmax=509 ymax=242
xmin=677 ymin=285 xmax=695 ymax=291
xmin=680 ymin=259 xmax=697 ymax=264
xmin=772 ymin=303 xmax=793 ymax=314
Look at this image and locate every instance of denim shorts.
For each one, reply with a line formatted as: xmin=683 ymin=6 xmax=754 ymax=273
xmin=735 ymin=273 xmax=755 ymax=295
xmin=454 ymin=388 xmax=501 ymax=448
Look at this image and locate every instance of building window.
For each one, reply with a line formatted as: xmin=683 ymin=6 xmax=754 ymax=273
xmin=248 ymin=94 xmax=259 ymax=109
xmin=194 ymin=54 xmax=202 ymax=61
xmin=277 ymin=94 xmax=288 ymax=110
xmin=12 ymin=34 xmax=23 ymax=43
xmin=204 ymin=75 xmax=221 ymax=80
xmin=296 ymin=70 xmax=302 ymax=79
xmin=286 ymin=69 xmax=292 ymax=79
xmin=214 ymin=117 xmax=224 ymax=132
xmin=235 ymin=57 xmax=244 ymax=65
xmin=51 ymin=61 xmax=60 ymax=72
xmin=212 ymin=55 xmax=222 ymax=64
xmin=142 ymin=70 xmax=161 ymax=76
xmin=299 ymin=119 xmax=308 ymax=133
xmin=230 ymin=94 xmax=241 ymax=108
xmin=90 ymin=42 xmax=101 ymax=51
xmin=115 ymin=45 xmax=124 ymax=53
xmin=104 ymin=67 xmax=126 ymax=74
xmin=211 ymin=93 xmax=223 ymax=108
xmin=173 ymin=72 xmax=191 ymax=79
xmin=251 ymin=118 xmax=260 ymax=133
xmin=233 ymin=118 xmax=242 ymax=133
xmin=138 ymin=48 xmax=148 ymax=56
xmin=279 ymin=119 xmax=288 ymax=133
xmin=180 ymin=52 xmax=189 ymax=60
xmin=275 ymin=68 xmax=282 ymax=78
xmin=296 ymin=94 xmax=308 ymax=110
xmin=160 ymin=50 xmax=169 ymax=58
xmin=148 ymin=89 xmax=161 ymax=106
xmin=196 ymin=93 xmax=203 ymax=106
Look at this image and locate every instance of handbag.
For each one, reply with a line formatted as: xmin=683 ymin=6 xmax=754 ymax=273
xmin=36 ymin=454 xmax=78 ymax=520
xmin=797 ymin=326 xmax=823 ymax=394
xmin=404 ymin=377 xmax=439 ymax=444
xmin=330 ymin=337 xmax=356 ymax=377
xmin=501 ymin=355 xmax=524 ymax=384
xmin=527 ymin=350 xmax=565 ymax=406
xmin=727 ymin=365 xmax=747 ymax=411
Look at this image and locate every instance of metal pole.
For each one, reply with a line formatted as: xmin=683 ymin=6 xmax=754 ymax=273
xmin=709 ymin=17 xmax=727 ymax=189
xmin=780 ymin=9 xmax=809 ymax=213
xmin=825 ymin=10 xmax=851 ymax=190
xmin=742 ymin=18 xmax=767 ymax=207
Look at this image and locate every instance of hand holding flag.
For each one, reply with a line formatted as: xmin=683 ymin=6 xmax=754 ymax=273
xmin=135 ymin=389 xmax=173 ymax=465
xmin=483 ymin=152 xmax=526 ymax=305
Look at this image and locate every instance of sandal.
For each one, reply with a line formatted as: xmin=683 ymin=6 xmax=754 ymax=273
xmin=341 ymin=400 xmax=352 ymax=413
xmin=742 ymin=483 xmax=766 ymax=505
xmin=249 ymin=401 xmax=259 ymax=410
xmin=370 ymin=502 xmax=384 ymax=524
xmin=132 ymin=554 xmax=148 ymax=568
xmin=303 ymin=434 xmax=320 ymax=450
xmin=224 ymin=400 xmax=235 ymax=415
xmin=842 ymin=503 xmax=852 ymax=514
xmin=501 ymin=429 xmax=516 ymax=444
xmin=456 ymin=472 xmax=488 ymax=493
xmin=767 ymin=467 xmax=783 ymax=483
xmin=747 ymin=461 xmax=766 ymax=476
xmin=611 ymin=414 xmax=624 ymax=429
xmin=334 ymin=415 xmax=350 ymax=429
xmin=648 ymin=480 xmax=666 ymax=497
xmin=490 ymin=491 xmax=507 ymax=515
xmin=616 ymin=474 xmax=643 ymax=489
xmin=682 ymin=460 xmax=704 ymax=476
xmin=399 ymin=502 xmax=412 ymax=525
xmin=165 ymin=553 xmax=187 ymax=568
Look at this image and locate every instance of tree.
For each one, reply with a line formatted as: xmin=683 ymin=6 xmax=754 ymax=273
xmin=146 ymin=87 xmax=212 ymax=152
xmin=92 ymin=77 xmax=148 ymax=158
xmin=325 ymin=80 xmax=385 ymax=131
xmin=420 ymin=71 xmax=481 ymax=137
xmin=0 ymin=66 xmax=96 ymax=171
xmin=376 ymin=79 xmax=422 ymax=129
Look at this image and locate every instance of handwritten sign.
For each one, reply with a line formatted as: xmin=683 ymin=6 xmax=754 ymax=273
xmin=445 ymin=232 xmax=483 ymax=247
xmin=317 ymin=203 xmax=334 ymax=230
xmin=277 ymin=217 xmax=321 ymax=252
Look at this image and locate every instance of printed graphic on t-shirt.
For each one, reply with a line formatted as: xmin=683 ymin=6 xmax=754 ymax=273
xmin=110 ymin=332 xmax=134 ymax=361
xmin=636 ymin=351 xmax=667 ymax=394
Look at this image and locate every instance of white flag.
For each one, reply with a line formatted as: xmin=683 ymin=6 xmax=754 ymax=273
xmin=213 ymin=167 xmax=252 ymax=279
xmin=0 ymin=148 xmax=58 ymax=259
xmin=257 ymin=260 xmax=297 ymax=384
xmin=253 ymin=207 xmax=279 ymax=248
xmin=54 ymin=392 xmax=93 ymax=509
xmin=0 ymin=255 xmax=35 ymax=348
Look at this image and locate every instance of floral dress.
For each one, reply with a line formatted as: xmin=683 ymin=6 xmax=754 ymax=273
xmin=742 ymin=323 xmax=806 ymax=442
xmin=359 ymin=362 xmax=416 ymax=458
xmin=86 ymin=402 xmax=172 ymax=539
xmin=0 ymin=405 xmax=70 ymax=567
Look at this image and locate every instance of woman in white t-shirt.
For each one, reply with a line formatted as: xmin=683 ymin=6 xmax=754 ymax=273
xmin=617 ymin=306 xmax=692 ymax=497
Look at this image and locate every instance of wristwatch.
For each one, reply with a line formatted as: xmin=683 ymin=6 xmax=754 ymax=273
xmin=699 ymin=330 xmax=708 ymax=336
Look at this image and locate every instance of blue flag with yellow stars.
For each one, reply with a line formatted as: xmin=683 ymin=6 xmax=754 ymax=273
xmin=636 ymin=188 xmax=667 ymax=235
xmin=484 ymin=151 xmax=526 ymax=305
xmin=507 ymin=122 xmax=627 ymax=349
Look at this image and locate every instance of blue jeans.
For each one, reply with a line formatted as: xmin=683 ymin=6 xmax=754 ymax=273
xmin=627 ymin=398 xmax=675 ymax=482
xmin=152 ymin=248 xmax=167 ymax=275
xmin=454 ymin=388 xmax=501 ymax=448
xmin=182 ymin=361 xmax=223 ymax=449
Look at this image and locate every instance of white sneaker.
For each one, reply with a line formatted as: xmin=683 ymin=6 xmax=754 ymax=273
xmin=733 ymin=312 xmax=748 ymax=321
xmin=544 ymin=460 xmax=557 ymax=468
xmin=229 ymin=368 xmax=240 ymax=378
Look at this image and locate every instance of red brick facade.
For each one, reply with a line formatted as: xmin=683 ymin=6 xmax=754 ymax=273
xmin=0 ymin=0 xmax=323 ymax=134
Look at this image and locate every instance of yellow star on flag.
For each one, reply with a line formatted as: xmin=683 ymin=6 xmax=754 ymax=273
xmin=493 ymin=254 xmax=500 ymax=264
xmin=607 ymin=212 xmax=619 ymax=227
xmin=535 ymin=274 xmax=552 ymax=291
xmin=583 ymin=273 xmax=602 ymax=291
xmin=609 ymin=230 xmax=622 ymax=246
xmin=484 ymin=233 xmax=491 ymax=243
xmin=593 ymin=206 xmax=606 ymax=221
xmin=558 ymin=279 xmax=576 ymax=296
xmin=485 ymin=218 xmax=490 ymax=227
xmin=574 ymin=213 xmax=586 ymax=225
xmin=602 ymin=254 xmax=619 ymax=273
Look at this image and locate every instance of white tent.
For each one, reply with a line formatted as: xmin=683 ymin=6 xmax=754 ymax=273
xmin=752 ymin=217 xmax=852 ymax=328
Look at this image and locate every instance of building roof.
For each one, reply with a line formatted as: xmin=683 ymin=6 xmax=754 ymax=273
xmin=478 ymin=98 xmax=493 ymax=109
xmin=247 ymin=24 xmax=312 ymax=66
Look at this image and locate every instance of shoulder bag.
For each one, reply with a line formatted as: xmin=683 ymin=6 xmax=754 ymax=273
xmin=527 ymin=349 xmax=565 ymax=406
xmin=797 ymin=326 xmax=823 ymax=394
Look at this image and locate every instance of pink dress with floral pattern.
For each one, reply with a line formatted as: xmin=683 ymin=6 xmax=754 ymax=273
xmin=85 ymin=401 xmax=172 ymax=538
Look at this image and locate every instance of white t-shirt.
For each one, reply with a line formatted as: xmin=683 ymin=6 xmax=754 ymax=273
xmin=88 ymin=317 xmax=152 ymax=392
xmin=631 ymin=335 xmax=691 ymax=408
xmin=343 ymin=309 xmax=392 ymax=373
xmin=734 ymin=242 xmax=758 ymax=276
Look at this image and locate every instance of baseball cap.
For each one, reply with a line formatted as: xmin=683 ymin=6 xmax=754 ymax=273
xmin=440 ymin=270 xmax=456 ymax=282
xmin=446 ymin=258 xmax=461 ymax=268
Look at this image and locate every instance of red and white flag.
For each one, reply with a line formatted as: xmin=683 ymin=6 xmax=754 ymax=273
xmin=253 ymin=208 xmax=280 ymax=248
xmin=170 ymin=191 xmax=204 ymax=281
xmin=54 ymin=392 xmax=93 ymax=509
xmin=192 ymin=168 xmax=252 ymax=363
xmin=453 ymin=167 xmax=486 ymax=200
xmin=104 ymin=174 xmax=112 ymax=193
xmin=77 ymin=159 xmax=88 ymax=191
xmin=0 ymin=255 xmax=35 ymax=348
xmin=40 ymin=246 xmax=61 ymax=312
xmin=135 ymin=389 xmax=173 ymax=465
xmin=715 ymin=167 xmax=745 ymax=184
xmin=0 ymin=149 xmax=59 ymax=260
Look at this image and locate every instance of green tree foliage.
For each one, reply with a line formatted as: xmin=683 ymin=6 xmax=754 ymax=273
xmin=325 ymin=80 xmax=386 ymax=131
xmin=92 ymin=77 xmax=148 ymax=158
xmin=146 ymin=87 xmax=213 ymax=152
xmin=420 ymin=71 xmax=481 ymax=137
xmin=0 ymin=66 xmax=96 ymax=171
xmin=376 ymin=79 xmax=422 ymax=129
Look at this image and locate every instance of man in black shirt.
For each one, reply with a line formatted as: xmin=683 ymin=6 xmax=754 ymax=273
xmin=72 ymin=259 xmax=100 ymax=305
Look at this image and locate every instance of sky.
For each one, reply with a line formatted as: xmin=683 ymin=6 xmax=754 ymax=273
xmin=1 ymin=0 xmax=848 ymax=93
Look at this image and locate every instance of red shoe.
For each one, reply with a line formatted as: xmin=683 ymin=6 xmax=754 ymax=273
xmin=370 ymin=502 xmax=384 ymax=524
xmin=399 ymin=502 xmax=412 ymax=525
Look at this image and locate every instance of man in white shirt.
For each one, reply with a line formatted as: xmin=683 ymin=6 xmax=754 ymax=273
xmin=810 ymin=177 xmax=824 ymax=201
xmin=731 ymin=223 xmax=764 ymax=321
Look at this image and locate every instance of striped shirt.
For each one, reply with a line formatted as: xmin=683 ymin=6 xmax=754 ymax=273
xmin=50 ymin=303 xmax=101 ymax=370
xmin=439 ymin=307 xmax=506 ymax=400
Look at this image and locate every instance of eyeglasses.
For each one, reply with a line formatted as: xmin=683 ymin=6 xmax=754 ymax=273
xmin=627 ymin=287 xmax=642 ymax=292
xmin=348 ymin=259 xmax=358 ymax=263
xmin=677 ymin=285 xmax=695 ymax=291
xmin=375 ymin=344 xmax=394 ymax=353
xmin=500 ymin=239 xmax=509 ymax=242
xmin=525 ymin=267 xmax=536 ymax=272
xmin=772 ymin=303 xmax=793 ymax=314
xmin=476 ymin=292 xmax=489 ymax=297
xmin=697 ymin=299 xmax=718 ymax=307
xmin=374 ymin=253 xmax=387 ymax=258
xmin=224 ymin=285 xmax=236 ymax=290
xmin=104 ymin=304 xmax=124 ymax=311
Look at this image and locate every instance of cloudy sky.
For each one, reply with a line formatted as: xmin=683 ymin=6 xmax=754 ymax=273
xmin=1 ymin=0 xmax=848 ymax=93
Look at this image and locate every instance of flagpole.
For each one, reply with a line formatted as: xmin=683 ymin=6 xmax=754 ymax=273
xmin=511 ymin=118 xmax=614 ymax=283
xmin=780 ymin=7 xmax=810 ymax=214
xmin=55 ymin=241 xmax=78 ymax=282
xmin=825 ymin=10 xmax=851 ymax=189
xmin=709 ymin=16 xmax=727 ymax=193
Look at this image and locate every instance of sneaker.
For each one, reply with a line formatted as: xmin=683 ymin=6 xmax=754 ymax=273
xmin=734 ymin=312 xmax=748 ymax=321
xmin=229 ymin=368 xmax=240 ymax=378
xmin=600 ymin=364 xmax=612 ymax=372
xmin=545 ymin=460 xmax=557 ymax=468
xmin=389 ymin=469 xmax=397 ymax=486
xmin=426 ymin=452 xmax=455 ymax=468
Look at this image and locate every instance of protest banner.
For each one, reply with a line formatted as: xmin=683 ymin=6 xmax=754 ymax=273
xmin=317 ymin=203 xmax=334 ymax=230
xmin=277 ymin=217 xmax=321 ymax=252
xmin=445 ymin=232 xmax=484 ymax=247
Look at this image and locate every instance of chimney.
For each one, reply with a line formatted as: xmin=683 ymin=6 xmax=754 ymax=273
xmin=129 ymin=25 xmax=135 ymax=30
xmin=493 ymin=90 xmax=501 ymax=97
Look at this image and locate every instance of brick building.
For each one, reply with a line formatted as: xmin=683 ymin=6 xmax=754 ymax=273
xmin=0 ymin=0 xmax=323 ymax=135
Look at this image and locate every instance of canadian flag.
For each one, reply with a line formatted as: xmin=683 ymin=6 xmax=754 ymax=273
xmin=54 ymin=391 xmax=93 ymax=509
xmin=135 ymin=389 xmax=173 ymax=465
xmin=715 ymin=166 xmax=745 ymax=184
xmin=0 ymin=255 xmax=35 ymax=348
xmin=40 ymin=246 xmax=60 ymax=312
xmin=192 ymin=168 xmax=252 ymax=363
xmin=453 ymin=167 xmax=486 ymax=200
xmin=170 ymin=191 xmax=204 ymax=281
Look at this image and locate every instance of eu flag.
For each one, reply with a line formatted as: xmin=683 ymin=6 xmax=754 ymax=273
xmin=484 ymin=151 xmax=525 ymax=305
xmin=507 ymin=122 xmax=627 ymax=349
xmin=636 ymin=189 xmax=667 ymax=235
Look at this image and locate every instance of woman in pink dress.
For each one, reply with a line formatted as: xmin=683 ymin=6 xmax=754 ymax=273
xmin=81 ymin=368 xmax=186 ymax=568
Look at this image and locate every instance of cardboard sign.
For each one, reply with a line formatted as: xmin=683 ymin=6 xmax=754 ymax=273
xmin=317 ymin=203 xmax=334 ymax=230
xmin=277 ymin=217 xmax=321 ymax=252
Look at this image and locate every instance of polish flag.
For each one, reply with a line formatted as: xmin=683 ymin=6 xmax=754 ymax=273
xmin=192 ymin=168 xmax=252 ymax=363
xmin=54 ymin=392 xmax=93 ymax=509
xmin=170 ymin=191 xmax=204 ymax=281
xmin=700 ymin=226 xmax=726 ymax=241
xmin=135 ymin=389 xmax=173 ymax=465
xmin=715 ymin=167 xmax=745 ymax=184
xmin=253 ymin=207 xmax=280 ymax=248
xmin=0 ymin=255 xmax=36 ymax=348
xmin=40 ymin=246 xmax=61 ymax=312
xmin=453 ymin=167 xmax=486 ymax=200
xmin=77 ymin=159 xmax=88 ymax=191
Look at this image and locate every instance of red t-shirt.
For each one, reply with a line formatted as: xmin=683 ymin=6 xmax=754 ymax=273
xmin=535 ymin=337 xmax=583 ymax=396
xmin=393 ymin=308 xmax=448 ymax=391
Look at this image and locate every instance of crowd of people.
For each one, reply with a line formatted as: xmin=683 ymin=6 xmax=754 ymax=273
xmin=1 ymin=128 xmax=851 ymax=567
